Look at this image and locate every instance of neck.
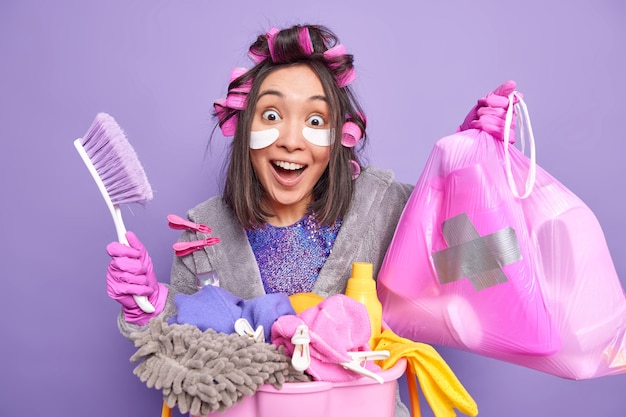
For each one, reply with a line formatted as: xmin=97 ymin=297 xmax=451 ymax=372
xmin=264 ymin=201 xmax=309 ymax=227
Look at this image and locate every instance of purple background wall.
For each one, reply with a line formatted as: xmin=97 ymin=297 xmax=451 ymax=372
xmin=1 ymin=1 xmax=625 ymax=416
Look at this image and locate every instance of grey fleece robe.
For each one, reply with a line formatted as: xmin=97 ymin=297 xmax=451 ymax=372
xmin=117 ymin=166 xmax=414 ymax=415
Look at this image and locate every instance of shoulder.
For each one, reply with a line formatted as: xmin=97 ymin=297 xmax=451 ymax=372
xmin=344 ymin=165 xmax=414 ymax=223
xmin=185 ymin=195 xmax=238 ymax=231
xmin=357 ymin=166 xmax=414 ymax=199
xmin=180 ymin=196 xmax=248 ymax=256
xmin=357 ymin=165 xmax=394 ymax=185
xmin=187 ymin=195 xmax=226 ymax=219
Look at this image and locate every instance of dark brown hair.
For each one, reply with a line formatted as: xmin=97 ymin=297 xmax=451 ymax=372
xmin=214 ymin=24 xmax=367 ymax=229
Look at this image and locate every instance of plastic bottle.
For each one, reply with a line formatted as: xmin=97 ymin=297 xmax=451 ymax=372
xmin=344 ymin=262 xmax=383 ymax=349
xmin=195 ymin=270 xmax=219 ymax=289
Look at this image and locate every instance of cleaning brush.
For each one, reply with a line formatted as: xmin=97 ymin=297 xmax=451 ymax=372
xmin=74 ymin=112 xmax=155 ymax=313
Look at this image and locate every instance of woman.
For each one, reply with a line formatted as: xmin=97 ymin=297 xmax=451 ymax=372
xmin=105 ymin=23 xmax=515 ymax=416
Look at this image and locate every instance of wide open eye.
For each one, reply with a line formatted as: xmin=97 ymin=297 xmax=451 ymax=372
xmin=306 ymin=115 xmax=325 ymax=128
xmin=262 ymin=109 xmax=281 ymax=122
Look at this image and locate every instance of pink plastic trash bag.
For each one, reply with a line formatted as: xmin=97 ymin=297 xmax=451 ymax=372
xmin=377 ymin=92 xmax=626 ymax=379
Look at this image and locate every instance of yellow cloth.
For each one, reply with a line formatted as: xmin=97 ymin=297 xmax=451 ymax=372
xmin=289 ymin=292 xmax=325 ymax=313
xmin=372 ymin=329 xmax=478 ymax=417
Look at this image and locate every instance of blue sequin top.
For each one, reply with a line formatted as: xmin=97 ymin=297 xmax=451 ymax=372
xmin=246 ymin=213 xmax=342 ymax=295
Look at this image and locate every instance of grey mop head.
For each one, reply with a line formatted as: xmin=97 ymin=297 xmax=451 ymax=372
xmin=129 ymin=318 xmax=310 ymax=416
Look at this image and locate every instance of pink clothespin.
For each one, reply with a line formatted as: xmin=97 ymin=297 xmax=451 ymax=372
xmin=167 ymin=214 xmax=220 ymax=256
xmin=172 ymin=238 xmax=220 ymax=256
xmin=167 ymin=214 xmax=212 ymax=234
xmin=340 ymin=350 xmax=390 ymax=384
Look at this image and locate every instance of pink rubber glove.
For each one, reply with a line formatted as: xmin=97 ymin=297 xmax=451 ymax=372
xmin=106 ymin=231 xmax=168 ymax=325
xmin=458 ymin=80 xmax=519 ymax=142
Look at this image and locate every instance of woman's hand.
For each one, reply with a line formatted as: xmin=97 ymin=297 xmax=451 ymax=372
xmin=106 ymin=231 xmax=168 ymax=325
xmin=458 ymin=80 xmax=519 ymax=142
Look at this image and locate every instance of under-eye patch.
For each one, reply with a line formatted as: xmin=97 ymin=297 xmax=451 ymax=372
xmin=249 ymin=128 xmax=280 ymax=149
xmin=303 ymin=127 xmax=333 ymax=146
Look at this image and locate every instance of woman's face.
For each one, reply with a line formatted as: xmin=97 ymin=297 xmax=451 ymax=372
xmin=250 ymin=64 xmax=332 ymax=226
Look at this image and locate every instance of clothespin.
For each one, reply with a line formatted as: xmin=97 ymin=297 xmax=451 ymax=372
xmin=167 ymin=214 xmax=212 ymax=234
xmin=290 ymin=324 xmax=311 ymax=372
xmin=340 ymin=350 xmax=390 ymax=384
xmin=167 ymin=214 xmax=220 ymax=256
xmin=234 ymin=318 xmax=265 ymax=343
xmin=173 ymin=238 xmax=220 ymax=256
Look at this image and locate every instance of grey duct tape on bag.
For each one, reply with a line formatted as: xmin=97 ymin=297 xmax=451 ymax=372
xmin=432 ymin=213 xmax=522 ymax=291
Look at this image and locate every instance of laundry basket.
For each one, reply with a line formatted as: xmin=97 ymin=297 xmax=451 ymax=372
xmin=191 ymin=358 xmax=406 ymax=417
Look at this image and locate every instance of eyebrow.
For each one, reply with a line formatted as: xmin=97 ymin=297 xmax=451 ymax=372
xmin=257 ymin=89 xmax=328 ymax=103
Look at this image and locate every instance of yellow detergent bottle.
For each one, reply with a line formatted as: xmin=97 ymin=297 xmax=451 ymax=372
xmin=345 ymin=262 xmax=383 ymax=349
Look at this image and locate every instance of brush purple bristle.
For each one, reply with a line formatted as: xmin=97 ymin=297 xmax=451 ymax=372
xmin=78 ymin=113 xmax=153 ymax=205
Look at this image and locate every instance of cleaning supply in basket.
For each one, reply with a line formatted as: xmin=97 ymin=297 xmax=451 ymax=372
xmin=372 ymin=329 xmax=478 ymax=417
xmin=129 ymin=318 xmax=310 ymax=416
xmin=344 ymin=262 xmax=383 ymax=349
xmin=271 ymin=294 xmax=381 ymax=382
xmin=288 ymin=292 xmax=325 ymax=313
xmin=169 ymin=284 xmax=295 ymax=341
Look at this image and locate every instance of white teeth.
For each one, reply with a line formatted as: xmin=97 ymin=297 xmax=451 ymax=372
xmin=274 ymin=161 xmax=304 ymax=170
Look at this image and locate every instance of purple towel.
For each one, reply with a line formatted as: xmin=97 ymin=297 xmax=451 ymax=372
xmin=170 ymin=285 xmax=294 ymax=339
xmin=170 ymin=285 xmax=244 ymax=334
xmin=241 ymin=292 xmax=295 ymax=340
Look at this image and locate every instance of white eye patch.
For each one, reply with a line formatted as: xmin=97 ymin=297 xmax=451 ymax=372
xmin=250 ymin=128 xmax=280 ymax=149
xmin=303 ymin=127 xmax=334 ymax=146
xmin=249 ymin=127 xmax=334 ymax=148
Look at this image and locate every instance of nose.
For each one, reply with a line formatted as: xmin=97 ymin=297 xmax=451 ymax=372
xmin=275 ymin=120 xmax=306 ymax=151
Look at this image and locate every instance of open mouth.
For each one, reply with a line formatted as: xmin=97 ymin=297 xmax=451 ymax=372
xmin=273 ymin=160 xmax=306 ymax=181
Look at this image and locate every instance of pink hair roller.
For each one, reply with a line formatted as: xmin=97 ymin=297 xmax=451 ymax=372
xmin=298 ymin=27 xmax=314 ymax=55
xmin=266 ymin=27 xmax=280 ymax=62
xmin=341 ymin=121 xmax=362 ymax=147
